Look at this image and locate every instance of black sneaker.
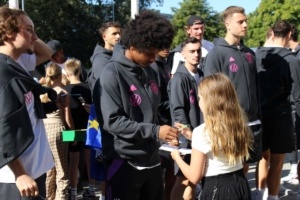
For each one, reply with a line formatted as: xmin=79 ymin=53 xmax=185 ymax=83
xmin=68 ymin=187 xmax=78 ymax=200
xmin=82 ymin=189 xmax=96 ymax=200
xmin=68 ymin=195 xmax=77 ymax=200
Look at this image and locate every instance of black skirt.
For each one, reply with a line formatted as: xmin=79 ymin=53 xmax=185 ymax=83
xmin=200 ymin=169 xmax=251 ymax=200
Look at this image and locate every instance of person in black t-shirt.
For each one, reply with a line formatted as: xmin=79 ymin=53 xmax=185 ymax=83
xmin=63 ymin=58 xmax=94 ymax=200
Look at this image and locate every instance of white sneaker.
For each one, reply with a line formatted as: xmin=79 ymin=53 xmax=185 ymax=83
xmin=99 ymin=195 xmax=105 ymax=200
xmin=281 ymin=173 xmax=298 ymax=184
xmin=279 ymin=184 xmax=295 ymax=196
xmin=255 ymin=189 xmax=268 ymax=200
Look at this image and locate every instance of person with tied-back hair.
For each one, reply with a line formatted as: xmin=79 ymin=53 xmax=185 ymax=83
xmin=41 ymin=63 xmax=74 ymax=200
xmin=171 ymin=73 xmax=253 ymax=200
xmin=93 ymin=10 xmax=179 ymax=200
xmin=278 ymin=23 xmax=300 ymax=190
xmin=0 ymin=6 xmax=54 ymax=199
xmin=255 ymin=20 xmax=300 ymax=200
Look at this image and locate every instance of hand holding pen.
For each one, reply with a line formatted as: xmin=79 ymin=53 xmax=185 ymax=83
xmin=174 ymin=122 xmax=192 ymax=140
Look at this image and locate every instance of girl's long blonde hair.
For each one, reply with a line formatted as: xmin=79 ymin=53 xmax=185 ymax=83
xmin=199 ymin=73 xmax=253 ymax=166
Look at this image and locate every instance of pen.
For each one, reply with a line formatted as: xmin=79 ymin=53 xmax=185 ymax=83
xmin=179 ymin=124 xmax=188 ymax=131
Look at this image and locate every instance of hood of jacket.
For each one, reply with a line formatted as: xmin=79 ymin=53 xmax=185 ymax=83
xmin=256 ymin=47 xmax=293 ymax=69
xmin=293 ymin=44 xmax=300 ymax=57
xmin=90 ymin=43 xmax=113 ymax=63
xmin=170 ymin=44 xmax=182 ymax=53
xmin=110 ymin=43 xmax=144 ymax=73
xmin=176 ymin=62 xmax=203 ymax=77
xmin=213 ymin=38 xmax=246 ymax=51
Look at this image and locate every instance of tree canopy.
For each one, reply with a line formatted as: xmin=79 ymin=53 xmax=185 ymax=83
xmin=246 ymin=0 xmax=300 ymax=47
xmin=1 ymin=0 xmax=300 ymax=63
xmin=0 ymin=0 xmax=162 ymax=67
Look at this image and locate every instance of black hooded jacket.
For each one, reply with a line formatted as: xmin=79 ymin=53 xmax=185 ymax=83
xmin=256 ymin=47 xmax=300 ymax=116
xmin=149 ymin=56 xmax=171 ymax=125
xmin=94 ymin=44 xmax=161 ymax=167
xmin=0 ymin=53 xmax=54 ymax=168
xmin=294 ymin=44 xmax=300 ymax=60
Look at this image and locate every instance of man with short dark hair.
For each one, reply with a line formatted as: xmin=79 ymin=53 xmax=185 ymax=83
xmin=94 ymin=10 xmax=178 ymax=200
xmin=87 ymin=21 xmax=121 ymax=200
xmin=168 ymin=15 xmax=213 ymax=76
xmin=88 ymin=21 xmax=121 ymax=94
xmin=168 ymin=37 xmax=203 ymax=200
xmin=204 ymin=6 xmax=262 ymax=170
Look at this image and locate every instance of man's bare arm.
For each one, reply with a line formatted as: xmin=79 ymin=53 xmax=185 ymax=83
xmin=34 ymin=38 xmax=53 ymax=66
xmin=7 ymin=159 xmax=39 ymax=197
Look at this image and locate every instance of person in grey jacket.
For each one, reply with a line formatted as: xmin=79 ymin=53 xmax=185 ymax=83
xmin=168 ymin=37 xmax=203 ymax=200
xmin=88 ymin=21 xmax=121 ymax=95
xmin=203 ymin=6 xmax=262 ymax=170
xmin=93 ymin=10 xmax=178 ymax=200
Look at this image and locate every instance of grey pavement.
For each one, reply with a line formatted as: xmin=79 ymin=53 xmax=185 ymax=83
xmin=247 ymin=153 xmax=299 ymax=200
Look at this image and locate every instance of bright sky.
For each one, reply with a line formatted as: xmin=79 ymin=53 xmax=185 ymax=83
xmin=150 ymin=0 xmax=261 ymax=14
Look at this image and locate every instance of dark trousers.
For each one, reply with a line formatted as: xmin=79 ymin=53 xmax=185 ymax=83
xmin=0 ymin=173 xmax=46 ymax=200
xmin=105 ymin=159 xmax=164 ymax=200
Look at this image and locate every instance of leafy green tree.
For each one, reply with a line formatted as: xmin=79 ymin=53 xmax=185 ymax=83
xmin=22 ymin=0 xmax=161 ymax=67
xmin=169 ymin=0 xmax=224 ymax=48
xmin=0 ymin=0 xmax=7 ymax=6
xmin=246 ymin=0 xmax=300 ymax=47
xmin=92 ymin=0 xmax=163 ymax=25
xmin=23 ymin=0 xmax=100 ymax=67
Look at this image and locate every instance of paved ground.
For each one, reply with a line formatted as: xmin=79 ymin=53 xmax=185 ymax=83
xmin=76 ymin=154 xmax=300 ymax=200
xmin=247 ymin=154 xmax=299 ymax=200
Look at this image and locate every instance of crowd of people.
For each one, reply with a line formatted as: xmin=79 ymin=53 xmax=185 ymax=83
xmin=0 ymin=3 xmax=300 ymax=200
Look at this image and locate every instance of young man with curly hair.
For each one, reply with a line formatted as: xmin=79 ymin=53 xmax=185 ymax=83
xmin=93 ymin=10 xmax=179 ymax=200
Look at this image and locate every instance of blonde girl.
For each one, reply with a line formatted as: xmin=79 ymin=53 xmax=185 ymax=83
xmin=41 ymin=63 xmax=74 ymax=200
xmin=171 ymin=73 xmax=253 ymax=200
